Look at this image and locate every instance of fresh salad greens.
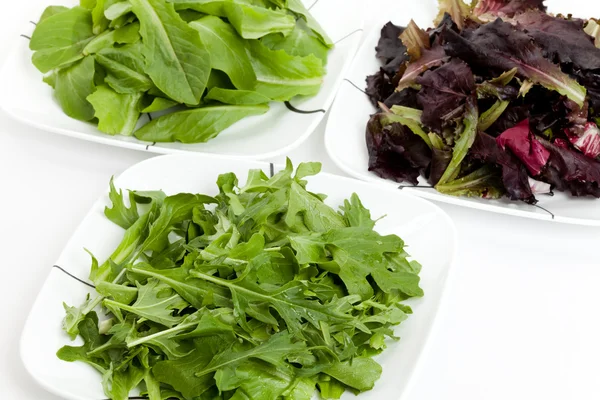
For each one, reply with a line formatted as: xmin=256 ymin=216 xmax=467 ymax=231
xmin=58 ymin=160 xmax=424 ymax=400
xmin=366 ymin=0 xmax=600 ymax=203
xmin=30 ymin=0 xmax=332 ymax=143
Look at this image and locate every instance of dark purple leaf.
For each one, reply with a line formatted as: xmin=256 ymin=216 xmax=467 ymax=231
xmin=376 ymin=22 xmax=410 ymax=77
xmin=383 ymin=88 xmax=419 ymax=109
xmin=366 ymin=114 xmax=432 ymax=185
xmin=496 ymin=119 xmax=550 ymax=176
xmin=470 ymin=131 xmax=536 ymax=202
xmin=539 ymin=137 xmax=600 ymax=183
xmin=365 ymin=69 xmax=394 ymax=107
xmin=429 ymin=148 xmax=453 ymax=185
xmin=514 ymin=11 xmax=600 ymax=70
xmin=416 ymin=59 xmax=475 ymax=132
xmin=486 ymin=104 xmax=530 ymax=136
xmin=441 ymin=19 xmax=586 ymax=106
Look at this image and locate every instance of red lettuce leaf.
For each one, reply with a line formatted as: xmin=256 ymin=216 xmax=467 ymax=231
xmin=514 ymin=11 xmax=600 ymax=70
xmin=470 ymin=131 xmax=536 ymax=202
xmin=441 ymin=18 xmax=586 ymax=106
xmin=496 ymin=119 xmax=550 ymax=176
xmin=366 ymin=114 xmax=432 ymax=185
xmin=416 ymin=59 xmax=476 ymax=132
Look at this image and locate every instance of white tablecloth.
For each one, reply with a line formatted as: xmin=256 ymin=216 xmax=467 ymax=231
xmin=1 ymin=1 xmax=600 ymax=399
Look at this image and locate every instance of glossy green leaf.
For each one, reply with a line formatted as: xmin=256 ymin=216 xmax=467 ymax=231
xmin=88 ymin=85 xmax=142 ymax=135
xmin=95 ymin=43 xmax=153 ymax=94
xmin=134 ymin=104 xmax=269 ymax=143
xmin=248 ymin=40 xmax=325 ymax=101
xmin=204 ymin=88 xmax=270 ymax=105
xmin=54 ymin=56 xmax=96 ymax=121
xmin=30 ymin=6 xmax=95 ymax=73
xmin=130 ymin=0 xmax=211 ymax=104
xmin=189 ymin=16 xmax=256 ymax=90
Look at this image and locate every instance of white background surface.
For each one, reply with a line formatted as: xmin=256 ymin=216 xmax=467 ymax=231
xmin=1 ymin=1 xmax=600 ymax=399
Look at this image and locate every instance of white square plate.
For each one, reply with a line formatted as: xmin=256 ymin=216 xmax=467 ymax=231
xmin=325 ymin=1 xmax=600 ymax=226
xmin=0 ymin=0 xmax=363 ymax=160
xmin=21 ymin=154 xmax=456 ymax=400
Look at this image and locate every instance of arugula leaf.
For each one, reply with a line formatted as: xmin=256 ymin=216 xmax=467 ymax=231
xmin=39 ymin=5 xmax=70 ymax=22
xmin=88 ymin=85 xmax=142 ymax=135
xmin=140 ymin=97 xmax=178 ymax=113
xmin=105 ymin=177 xmax=139 ymax=229
xmin=189 ymin=16 xmax=256 ymax=90
xmin=130 ymin=0 xmax=211 ymax=105
xmin=104 ymin=279 xmax=188 ymax=327
xmin=134 ymin=105 xmax=269 ymax=143
xmin=57 ymin=161 xmax=422 ymax=400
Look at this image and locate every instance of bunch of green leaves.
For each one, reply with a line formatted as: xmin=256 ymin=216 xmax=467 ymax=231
xmin=58 ymin=160 xmax=423 ymax=400
xmin=30 ymin=0 xmax=332 ymax=142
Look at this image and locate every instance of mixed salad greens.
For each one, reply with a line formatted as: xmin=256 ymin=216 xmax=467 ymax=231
xmin=58 ymin=161 xmax=423 ymax=400
xmin=30 ymin=0 xmax=332 ymax=143
xmin=366 ymin=0 xmax=600 ymax=203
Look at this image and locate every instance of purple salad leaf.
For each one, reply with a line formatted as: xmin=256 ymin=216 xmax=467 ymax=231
xmin=366 ymin=114 xmax=432 ymax=185
xmin=382 ymin=88 xmax=419 ymax=109
xmin=366 ymin=69 xmax=394 ymax=107
xmin=486 ymin=103 xmax=530 ymax=136
xmin=564 ymin=122 xmax=600 ymax=159
xmin=416 ymin=59 xmax=476 ymax=133
xmin=376 ymin=22 xmax=409 ymax=78
xmin=429 ymin=147 xmax=453 ymax=185
xmin=514 ymin=11 xmax=600 ymax=70
xmin=396 ymin=41 xmax=449 ymax=91
xmin=441 ymin=18 xmax=587 ymax=106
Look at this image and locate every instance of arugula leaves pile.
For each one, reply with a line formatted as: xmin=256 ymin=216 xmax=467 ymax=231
xmin=58 ymin=160 xmax=424 ymax=400
xmin=30 ymin=0 xmax=332 ymax=143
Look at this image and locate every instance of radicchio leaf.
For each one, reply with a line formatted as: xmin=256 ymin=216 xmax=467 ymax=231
xmin=470 ymin=131 xmax=536 ymax=202
xmin=416 ymin=59 xmax=476 ymax=133
xmin=366 ymin=114 xmax=432 ymax=185
xmin=514 ymin=11 xmax=600 ymax=70
xmin=441 ymin=19 xmax=587 ymax=106
xmin=376 ymin=22 xmax=409 ymax=78
xmin=564 ymin=122 xmax=600 ymax=159
xmin=496 ymin=119 xmax=550 ymax=176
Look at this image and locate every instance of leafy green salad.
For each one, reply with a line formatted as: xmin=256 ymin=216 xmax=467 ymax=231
xmin=29 ymin=0 xmax=332 ymax=143
xmin=58 ymin=161 xmax=424 ymax=400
